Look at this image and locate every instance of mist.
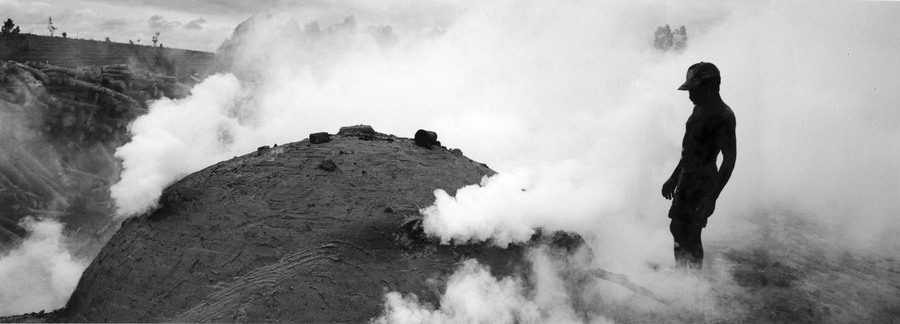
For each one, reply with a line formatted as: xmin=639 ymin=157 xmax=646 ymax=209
xmin=373 ymin=248 xmax=612 ymax=324
xmin=93 ymin=0 xmax=900 ymax=322
xmin=0 ymin=218 xmax=87 ymax=316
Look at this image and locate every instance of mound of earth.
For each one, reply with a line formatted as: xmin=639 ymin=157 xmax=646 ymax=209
xmin=56 ymin=127 xmax=540 ymax=322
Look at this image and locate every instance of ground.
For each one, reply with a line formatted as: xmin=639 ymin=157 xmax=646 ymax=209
xmin=597 ymin=212 xmax=900 ymax=324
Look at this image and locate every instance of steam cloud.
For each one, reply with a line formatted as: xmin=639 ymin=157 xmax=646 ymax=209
xmin=373 ymin=251 xmax=606 ymax=324
xmin=415 ymin=1 xmax=900 ymax=254
xmin=111 ymin=74 xmax=248 ymax=216
xmin=372 ymin=246 xmax=725 ymax=324
xmin=0 ymin=218 xmax=88 ymax=316
xmin=98 ymin=0 xmax=900 ymax=322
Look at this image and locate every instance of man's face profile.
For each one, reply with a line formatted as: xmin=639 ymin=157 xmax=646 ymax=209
xmin=688 ymin=83 xmax=704 ymax=105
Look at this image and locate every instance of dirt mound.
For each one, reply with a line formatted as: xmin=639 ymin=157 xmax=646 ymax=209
xmin=57 ymin=129 xmax=533 ymax=322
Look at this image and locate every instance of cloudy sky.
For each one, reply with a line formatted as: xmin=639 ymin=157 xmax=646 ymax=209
xmin=0 ymin=0 xmax=477 ymax=52
xmin=0 ymin=0 xmax=286 ymax=51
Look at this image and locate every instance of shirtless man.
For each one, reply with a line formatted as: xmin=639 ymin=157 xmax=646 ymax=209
xmin=662 ymin=62 xmax=736 ymax=270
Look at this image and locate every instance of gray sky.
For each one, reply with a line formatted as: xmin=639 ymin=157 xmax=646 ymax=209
xmin=0 ymin=0 xmax=284 ymax=51
xmin=0 ymin=0 xmax=466 ymax=52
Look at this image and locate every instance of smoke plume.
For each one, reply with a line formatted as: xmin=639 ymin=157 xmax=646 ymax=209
xmin=0 ymin=218 xmax=87 ymax=316
xmin=111 ymin=73 xmax=248 ymax=216
xmin=415 ymin=0 xmax=900 ymax=254
xmin=97 ymin=0 xmax=900 ymax=322
xmin=373 ymin=250 xmax=605 ymax=324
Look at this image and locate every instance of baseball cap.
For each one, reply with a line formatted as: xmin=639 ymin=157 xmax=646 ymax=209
xmin=678 ymin=62 xmax=720 ymax=91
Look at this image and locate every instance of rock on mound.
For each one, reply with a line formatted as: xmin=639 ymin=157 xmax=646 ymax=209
xmin=59 ymin=129 xmax=526 ymax=322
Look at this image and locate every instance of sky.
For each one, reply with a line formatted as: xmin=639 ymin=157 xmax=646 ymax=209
xmin=0 ymin=0 xmax=475 ymax=52
xmin=0 ymin=0 xmax=268 ymax=51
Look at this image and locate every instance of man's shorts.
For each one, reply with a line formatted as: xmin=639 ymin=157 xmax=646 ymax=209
xmin=668 ymin=168 xmax=717 ymax=227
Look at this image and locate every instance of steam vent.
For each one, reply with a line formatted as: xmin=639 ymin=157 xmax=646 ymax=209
xmin=58 ymin=126 xmax=528 ymax=322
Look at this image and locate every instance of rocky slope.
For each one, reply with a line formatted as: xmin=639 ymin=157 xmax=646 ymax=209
xmin=0 ymin=60 xmax=194 ymax=253
xmin=57 ymin=128 xmax=537 ymax=322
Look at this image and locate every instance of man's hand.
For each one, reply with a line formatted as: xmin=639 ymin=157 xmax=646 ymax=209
xmin=662 ymin=179 xmax=677 ymax=200
xmin=697 ymin=196 xmax=716 ymax=218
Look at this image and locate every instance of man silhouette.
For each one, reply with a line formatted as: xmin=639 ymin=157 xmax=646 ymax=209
xmin=662 ymin=62 xmax=736 ymax=270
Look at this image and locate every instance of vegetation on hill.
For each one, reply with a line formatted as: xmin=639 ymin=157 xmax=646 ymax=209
xmin=0 ymin=17 xmax=214 ymax=77
xmin=0 ymin=19 xmax=28 ymax=61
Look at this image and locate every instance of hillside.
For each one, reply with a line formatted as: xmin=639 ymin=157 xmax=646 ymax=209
xmin=1 ymin=34 xmax=215 ymax=76
xmin=0 ymin=60 xmax=195 ymax=252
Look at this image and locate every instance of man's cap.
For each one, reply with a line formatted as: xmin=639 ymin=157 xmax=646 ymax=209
xmin=678 ymin=62 xmax=720 ymax=91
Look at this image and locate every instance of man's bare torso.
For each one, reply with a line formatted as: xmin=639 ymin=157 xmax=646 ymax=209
xmin=680 ymin=103 xmax=735 ymax=173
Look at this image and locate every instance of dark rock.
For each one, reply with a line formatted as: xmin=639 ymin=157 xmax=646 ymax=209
xmin=401 ymin=215 xmax=426 ymax=242
xmin=318 ymin=160 xmax=337 ymax=172
xmin=451 ymin=148 xmax=463 ymax=157
xmin=384 ymin=207 xmax=394 ymax=213
xmin=414 ymin=129 xmax=438 ymax=148
xmin=309 ymin=132 xmax=331 ymax=144
xmin=337 ymin=125 xmax=375 ymax=139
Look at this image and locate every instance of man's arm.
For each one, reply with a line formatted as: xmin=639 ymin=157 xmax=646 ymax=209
xmin=710 ymin=115 xmax=737 ymax=200
xmin=698 ymin=113 xmax=736 ymax=218
xmin=662 ymin=159 xmax=682 ymax=200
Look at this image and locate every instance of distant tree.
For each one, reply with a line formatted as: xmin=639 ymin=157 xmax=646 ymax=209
xmin=672 ymin=26 xmax=687 ymax=51
xmin=370 ymin=25 xmax=398 ymax=46
xmin=152 ymin=31 xmax=159 ymax=46
xmin=654 ymin=24 xmax=687 ymax=52
xmin=1 ymin=19 xmax=21 ymax=36
xmin=1 ymin=18 xmax=28 ymax=60
xmin=62 ymin=32 xmax=67 ymax=38
xmin=304 ymin=21 xmax=321 ymax=36
xmin=654 ymin=24 xmax=672 ymax=51
xmin=105 ymin=36 xmax=111 ymax=42
xmin=48 ymin=16 xmax=58 ymax=36
xmin=153 ymin=45 xmax=175 ymax=75
xmin=129 ymin=39 xmax=134 ymax=45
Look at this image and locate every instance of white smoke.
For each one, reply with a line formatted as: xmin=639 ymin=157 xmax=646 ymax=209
xmin=0 ymin=218 xmax=88 ymax=316
xmin=418 ymin=0 xmax=900 ymax=254
xmin=372 ymin=245 xmax=730 ymax=324
xmin=422 ymin=167 xmax=624 ymax=247
xmin=375 ymin=260 xmax=554 ymax=324
xmin=372 ymin=249 xmax=614 ymax=324
xmin=111 ymin=73 xmax=249 ymax=216
xmin=98 ymin=0 xmax=900 ymax=322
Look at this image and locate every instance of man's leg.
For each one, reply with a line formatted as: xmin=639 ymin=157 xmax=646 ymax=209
xmin=683 ymin=222 xmax=704 ymax=270
xmin=670 ymin=218 xmax=705 ymax=270
xmin=669 ymin=218 xmax=690 ymax=268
